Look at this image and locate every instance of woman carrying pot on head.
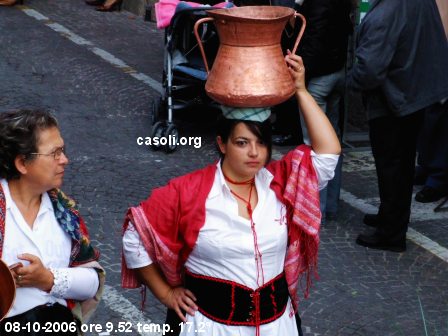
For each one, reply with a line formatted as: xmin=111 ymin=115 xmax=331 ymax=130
xmin=121 ymin=54 xmax=341 ymax=336
xmin=0 ymin=109 xmax=104 ymax=335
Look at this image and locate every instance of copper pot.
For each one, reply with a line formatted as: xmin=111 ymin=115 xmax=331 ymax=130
xmin=194 ymin=6 xmax=306 ymax=107
xmin=0 ymin=260 xmax=16 ymax=321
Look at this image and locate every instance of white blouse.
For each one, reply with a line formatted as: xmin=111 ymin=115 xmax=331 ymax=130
xmin=123 ymin=152 xmax=338 ymax=335
xmin=1 ymin=179 xmax=100 ymax=318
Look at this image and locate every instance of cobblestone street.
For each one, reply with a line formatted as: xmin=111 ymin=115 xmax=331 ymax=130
xmin=1 ymin=2 xmax=448 ymax=335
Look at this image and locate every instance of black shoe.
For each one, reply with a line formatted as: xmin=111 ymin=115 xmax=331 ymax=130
xmin=415 ymin=186 xmax=448 ymax=203
xmin=363 ymin=213 xmax=379 ymax=227
xmin=356 ymin=233 xmax=406 ymax=252
xmin=272 ymin=134 xmax=298 ymax=146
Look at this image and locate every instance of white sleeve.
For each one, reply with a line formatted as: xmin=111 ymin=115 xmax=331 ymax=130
xmin=122 ymin=221 xmax=153 ymax=269
xmin=49 ymin=267 xmax=99 ymax=301
xmin=310 ymin=151 xmax=340 ymax=190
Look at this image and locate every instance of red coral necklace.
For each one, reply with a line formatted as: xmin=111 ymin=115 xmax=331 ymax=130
xmin=222 ymin=171 xmax=265 ymax=287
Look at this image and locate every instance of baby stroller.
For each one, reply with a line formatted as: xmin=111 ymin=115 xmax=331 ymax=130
xmin=151 ymin=0 xmax=234 ymax=152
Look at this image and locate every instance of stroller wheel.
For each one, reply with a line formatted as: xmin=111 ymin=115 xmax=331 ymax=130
xmin=150 ymin=121 xmax=165 ymax=151
xmin=164 ymin=124 xmax=179 ymax=153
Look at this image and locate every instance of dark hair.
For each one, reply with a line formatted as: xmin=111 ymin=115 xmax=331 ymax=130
xmin=0 ymin=109 xmax=59 ymax=180
xmin=216 ymin=117 xmax=272 ymax=164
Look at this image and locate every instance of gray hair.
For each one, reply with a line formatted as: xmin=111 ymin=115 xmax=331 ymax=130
xmin=0 ymin=109 xmax=59 ymax=180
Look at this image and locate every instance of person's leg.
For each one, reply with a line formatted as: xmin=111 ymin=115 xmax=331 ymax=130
xmin=377 ymin=112 xmax=424 ymax=237
xmin=416 ymin=101 xmax=448 ymax=169
xmin=302 ymin=75 xmax=329 ymax=216
xmin=326 ymin=155 xmax=343 ymax=215
xmin=323 ymin=71 xmax=345 ymax=216
xmin=415 ymin=101 xmax=448 ymax=202
xmin=415 ymin=169 xmax=448 ymax=202
xmin=302 ymin=70 xmax=344 ymax=217
xmin=424 ymin=170 xmax=448 ymax=191
xmin=361 ymin=116 xmax=398 ymax=228
xmin=319 ymin=186 xmax=328 ymax=222
xmin=357 ymin=110 xmax=424 ymax=250
xmin=300 ymin=75 xmax=332 ymax=145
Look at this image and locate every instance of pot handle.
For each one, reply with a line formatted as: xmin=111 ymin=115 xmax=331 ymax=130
xmin=291 ymin=13 xmax=306 ymax=55
xmin=194 ymin=17 xmax=215 ymax=74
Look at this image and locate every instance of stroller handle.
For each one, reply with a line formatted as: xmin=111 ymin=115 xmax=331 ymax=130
xmin=194 ymin=17 xmax=214 ymax=74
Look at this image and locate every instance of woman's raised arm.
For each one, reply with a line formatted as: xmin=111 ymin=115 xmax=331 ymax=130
xmin=285 ymin=52 xmax=341 ymax=155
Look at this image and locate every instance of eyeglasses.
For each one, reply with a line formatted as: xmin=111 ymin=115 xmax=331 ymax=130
xmin=29 ymin=147 xmax=66 ymax=160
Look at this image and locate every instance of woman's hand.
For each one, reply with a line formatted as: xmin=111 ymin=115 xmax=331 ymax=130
xmin=135 ymin=264 xmax=198 ymax=322
xmin=286 ymin=50 xmax=341 ymax=155
xmin=15 ymin=254 xmax=54 ymax=291
xmin=9 ymin=262 xmax=22 ymax=287
xmin=285 ymin=51 xmax=306 ymax=93
xmin=161 ymin=286 xmax=198 ymax=322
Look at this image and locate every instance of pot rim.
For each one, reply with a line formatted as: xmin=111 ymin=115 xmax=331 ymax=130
xmin=206 ymin=6 xmax=295 ymax=23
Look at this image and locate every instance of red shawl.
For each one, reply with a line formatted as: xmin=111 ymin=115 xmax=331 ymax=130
xmin=121 ymin=145 xmax=321 ymax=311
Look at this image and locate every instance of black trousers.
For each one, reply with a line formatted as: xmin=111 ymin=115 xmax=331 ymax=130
xmin=416 ymin=101 xmax=448 ymax=190
xmin=0 ymin=303 xmax=78 ymax=336
xmin=164 ymin=308 xmax=304 ymax=336
xmin=369 ymin=110 xmax=424 ymax=239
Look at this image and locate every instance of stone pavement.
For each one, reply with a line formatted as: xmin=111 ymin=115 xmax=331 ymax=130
xmin=1 ymin=2 xmax=448 ymax=335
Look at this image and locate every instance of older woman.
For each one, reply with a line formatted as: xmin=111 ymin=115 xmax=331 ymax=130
xmin=122 ymin=54 xmax=340 ymax=336
xmin=0 ymin=109 xmax=104 ymax=335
